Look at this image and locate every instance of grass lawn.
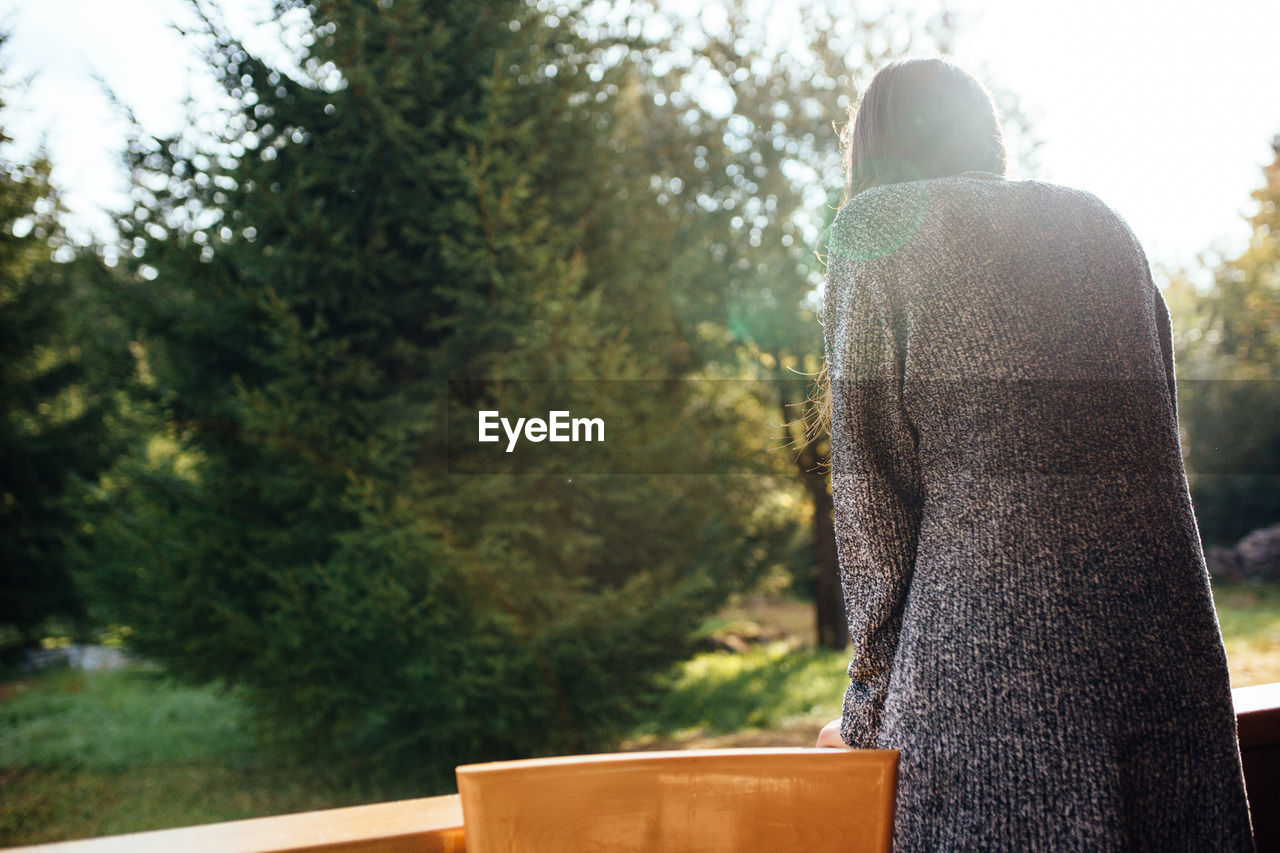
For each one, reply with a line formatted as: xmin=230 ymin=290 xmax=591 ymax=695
xmin=624 ymin=583 xmax=1280 ymax=751
xmin=3 ymin=582 xmax=1279 ymax=846
xmin=0 ymin=668 xmax=380 ymax=846
xmin=1214 ymin=583 xmax=1280 ymax=687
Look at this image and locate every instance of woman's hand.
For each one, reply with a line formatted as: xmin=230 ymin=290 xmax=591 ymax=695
xmin=816 ymin=717 xmax=853 ymax=749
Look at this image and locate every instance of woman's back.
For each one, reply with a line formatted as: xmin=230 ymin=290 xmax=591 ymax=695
xmin=824 ymin=171 xmax=1255 ymax=850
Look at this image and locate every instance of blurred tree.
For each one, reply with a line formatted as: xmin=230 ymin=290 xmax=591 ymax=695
xmin=0 ymin=46 xmax=127 ymax=654
xmin=618 ymin=0 xmax=1039 ymax=647
xmin=1168 ymin=136 xmax=1280 ymax=547
xmin=87 ymin=0 xmax=791 ymax=789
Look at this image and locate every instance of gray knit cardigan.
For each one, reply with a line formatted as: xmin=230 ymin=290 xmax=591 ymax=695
xmin=823 ymin=171 xmax=1255 ymax=851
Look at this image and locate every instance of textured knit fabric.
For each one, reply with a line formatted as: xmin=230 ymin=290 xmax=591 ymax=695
xmin=823 ymin=171 xmax=1255 ymax=851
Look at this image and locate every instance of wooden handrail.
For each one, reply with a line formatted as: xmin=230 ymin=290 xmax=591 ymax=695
xmin=1235 ymin=681 xmax=1280 ymax=745
xmin=1235 ymin=681 xmax=1280 ymax=852
xmin=8 ymin=682 xmax=1280 ymax=853
xmin=4 ymin=794 xmax=465 ymax=853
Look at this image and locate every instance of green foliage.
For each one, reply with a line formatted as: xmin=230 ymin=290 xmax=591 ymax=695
xmin=1169 ymin=138 xmax=1280 ymax=545
xmin=85 ymin=0 xmax=801 ymax=788
xmin=597 ymin=4 xmax=1039 ymax=644
xmin=0 ymin=42 xmax=128 ymax=651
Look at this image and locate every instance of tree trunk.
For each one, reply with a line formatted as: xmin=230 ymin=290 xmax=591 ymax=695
xmin=802 ymin=462 xmax=846 ymax=649
xmin=778 ymin=384 xmax=848 ymax=650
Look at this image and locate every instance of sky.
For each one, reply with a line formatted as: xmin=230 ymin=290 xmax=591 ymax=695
xmin=1 ymin=0 xmax=1277 ymax=287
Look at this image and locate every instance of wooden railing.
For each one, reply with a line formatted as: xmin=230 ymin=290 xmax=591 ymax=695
xmin=1235 ymin=681 xmax=1280 ymax=852
xmin=5 ymin=793 xmax=466 ymax=853
xmin=10 ymin=682 xmax=1280 ymax=853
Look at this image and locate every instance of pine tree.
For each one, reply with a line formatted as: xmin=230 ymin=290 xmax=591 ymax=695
xmin=91 ymin=0 xmax=781 ymax=788
xmin=0 ymin=46 xmax=124 ymax=651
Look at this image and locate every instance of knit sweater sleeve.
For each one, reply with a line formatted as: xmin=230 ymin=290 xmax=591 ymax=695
xmin=823 ymin=197 xmax=924 ymax=750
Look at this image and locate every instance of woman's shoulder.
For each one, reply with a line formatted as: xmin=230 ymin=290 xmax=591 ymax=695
xmin=835 ymin=172 xmax=1127 ymax=225
xmin=828 ymin=180 xmax=933 ymax=263
xmin=828 ymin=173 xmax=1141 ymax=263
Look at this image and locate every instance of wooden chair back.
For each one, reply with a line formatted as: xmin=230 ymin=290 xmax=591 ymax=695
xmin=455 ymin=747 xmax=899 ymax=853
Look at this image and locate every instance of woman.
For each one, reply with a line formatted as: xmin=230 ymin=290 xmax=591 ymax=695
xmin=812 ymin=56 xmax=1255 ymax=851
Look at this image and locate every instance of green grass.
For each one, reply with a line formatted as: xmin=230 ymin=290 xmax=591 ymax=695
xmin=0 ymin=763 xmax=349 ymax=846
xmin=626 ymin=641 xmax=847 ymax=747
xmin=0 ymin=668 xmax=381 ymax=846
xmin=1 ymin=667 xmax=249 ymax=771
xmin=1213 ymin=582 xmax=1280 ymax=686
xmin=1215 ymin=583 xmax=1280 ymax=644
xmin=626 ymin=582 xmax=1280 ymax=748
xmin=3 ymin=584 xmax=1279 ymax=845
